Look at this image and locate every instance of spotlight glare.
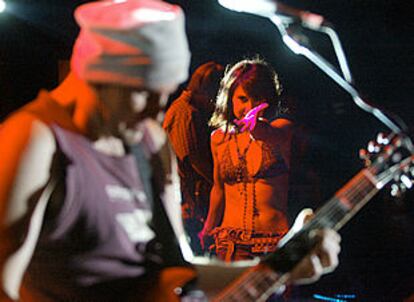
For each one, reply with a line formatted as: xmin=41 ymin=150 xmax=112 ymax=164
xmin=0 ymin=0 xmax=6 ymax=13
xmin=218 ymin=0 xmax=276 ymax=17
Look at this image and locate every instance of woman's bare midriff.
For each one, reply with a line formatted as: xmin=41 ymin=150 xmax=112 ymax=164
xmin=220 ymin=176 xmax=289 ymax=234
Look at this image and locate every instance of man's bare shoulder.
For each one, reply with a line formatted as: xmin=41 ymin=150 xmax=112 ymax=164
xmin=0 ymin=111 xmax=56 ymax=225
xmin=270 ymin=118 xmax=294 ymax=130
xmin=1 ymin=111 xmax=53 ymax=146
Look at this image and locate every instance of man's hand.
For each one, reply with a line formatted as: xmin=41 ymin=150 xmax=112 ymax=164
xmin=287 ymin=209 xmax=341 ymax=284
xmin=233 ymin=103 xmax=269 ymax=132
xmin=289 ymin=228 xmax=341 ymax=284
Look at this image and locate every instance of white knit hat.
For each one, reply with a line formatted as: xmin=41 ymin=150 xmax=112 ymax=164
xmin=71 ymin=0 xmax=191 ymax=91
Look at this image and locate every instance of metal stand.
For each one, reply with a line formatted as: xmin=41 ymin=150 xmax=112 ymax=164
xmin=268 ymin=15 xmax=404 ymax=134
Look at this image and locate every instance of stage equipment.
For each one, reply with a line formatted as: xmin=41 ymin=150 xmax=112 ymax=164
xmin=217 ymin=0 xmax=411 ymax=139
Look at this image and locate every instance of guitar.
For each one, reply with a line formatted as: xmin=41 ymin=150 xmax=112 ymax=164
xmin=150 ymin=133 xmax=414 ymax=302
xmin=213 ymin=133 xmax=414 ymax=301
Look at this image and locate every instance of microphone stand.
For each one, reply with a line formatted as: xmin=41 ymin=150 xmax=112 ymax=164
xmin=268 ymin=15 xmax=405 ymax=135
xmin=270 ymin=15 xmax=414 ymax=197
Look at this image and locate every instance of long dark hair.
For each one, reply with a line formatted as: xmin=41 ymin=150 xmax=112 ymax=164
xmin=186 ymin=61 xmax=224 ymax=101
xmin=209 ymin=57 xmax=284 ymax=130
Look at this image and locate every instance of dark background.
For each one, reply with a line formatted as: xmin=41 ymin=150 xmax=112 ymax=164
xmin=1 ymin=1 xmax=413 ymax=301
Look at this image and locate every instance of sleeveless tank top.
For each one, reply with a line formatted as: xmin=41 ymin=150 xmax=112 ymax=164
xmin=23 ymin=124 xmax=158 ymax=300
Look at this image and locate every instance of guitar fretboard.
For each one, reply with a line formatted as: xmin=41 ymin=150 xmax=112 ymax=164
xmin=213 ymin=265 xmax=287 ymax=302
xmin=307 ymin=167 xmax=379 ymax=232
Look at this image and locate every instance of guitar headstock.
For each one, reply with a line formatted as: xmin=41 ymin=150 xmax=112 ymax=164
xmin=359 ymin=132 xmax=414 ymax=196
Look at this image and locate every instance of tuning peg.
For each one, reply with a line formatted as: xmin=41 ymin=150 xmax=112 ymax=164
xmin=359 ymin=148 xmax=371 ymax=166
xmin=376 ymin=132 xmax=390 ymax=145
xmin=393 ymin=136 xmax=404 ymax=148
xmin=400 ymin=174 xmax=413 ymax=189
xmin=390 ymin=182 xmax=408 ymax=197
xmin=390 ymin=174 xmax=413 ymax=197
xmin=391 ymin=151 xmax=402 ymax=164
xmin=359 ymin=148 xmax=368 ymax=160
xmin=367 ymin=140 xmax=381 ymax=153
xmin=359 ymin=148 xmax=367 ymax=159
xmin=402 ymin=164 xmax=411 ymax=174
xmin=360 ymin=136 xmax=387 ymax=166
xmin=391 ymin=183 xmax=402 ymax=197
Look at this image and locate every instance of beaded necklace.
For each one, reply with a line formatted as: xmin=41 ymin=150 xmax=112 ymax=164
xmin=234 ymin=132 xmax=259 ymax=240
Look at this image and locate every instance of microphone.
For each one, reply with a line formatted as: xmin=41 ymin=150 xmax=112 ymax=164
xmin=218 ymin=0 xmax=329 ymax=29
xmin=274 ymin=2 xmax=328 ymax=29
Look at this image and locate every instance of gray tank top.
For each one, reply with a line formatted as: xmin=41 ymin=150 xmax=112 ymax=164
xmin=23 ymin=125 xmax=159 ymax=301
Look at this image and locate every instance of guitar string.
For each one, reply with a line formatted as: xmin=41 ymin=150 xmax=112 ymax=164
xmin=307 ymin=179 xmax=369 ymax=230
xmin=218 ymin=267 xmax=264 ymax=300
xmin=216 ymin=268 xmax=260 ymax=301
xmin=217 ymin=267 xmax=280 ymax=302
xmin=305 ymin=168 xmax=376 ymax=231
xmin=228 ymin=270 xmax=287 ymax=302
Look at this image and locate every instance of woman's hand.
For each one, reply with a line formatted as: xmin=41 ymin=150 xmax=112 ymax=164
xmin=198 ymin=228 xmax=212 ymax=251
xmin=234 ymin=103 xmax=269 ymax=132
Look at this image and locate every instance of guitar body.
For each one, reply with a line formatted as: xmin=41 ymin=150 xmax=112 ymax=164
xmin=142 ymin=263 xmax=251 ymax=301
xmin=139 ymin=263 xmax=254 ymax=301
xmin=142 ymin=266 xmax=197 ymax=302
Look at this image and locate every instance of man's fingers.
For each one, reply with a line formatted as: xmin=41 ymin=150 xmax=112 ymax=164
xmin=303 ymin=211 xmax=314 ymax=224
xmin=289 ymin=228 xmax=341 ymax=285
xmin=316 ymin=229 xmax=341 ymax=272
xmin=290 ymin=208 xmax=314 ymax=234
xmin=290 ymin=254 xmax=322 ymax=285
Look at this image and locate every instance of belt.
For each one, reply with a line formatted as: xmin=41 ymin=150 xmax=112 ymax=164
xmin=211 ymin=227 xmax=284 ymax=261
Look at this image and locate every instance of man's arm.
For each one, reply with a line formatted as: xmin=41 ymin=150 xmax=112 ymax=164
xmin=187 ymin=112 xmax=213 ymax=184
xmin=0 ymin=114 xmax=56 ymax=300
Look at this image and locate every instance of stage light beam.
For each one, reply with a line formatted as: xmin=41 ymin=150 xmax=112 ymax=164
xmin=0 ymin=0 xmax=6 ymax=13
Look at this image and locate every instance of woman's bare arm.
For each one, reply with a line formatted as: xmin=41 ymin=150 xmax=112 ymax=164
xmin=198 ymin=130 xmax=225 ymax=248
